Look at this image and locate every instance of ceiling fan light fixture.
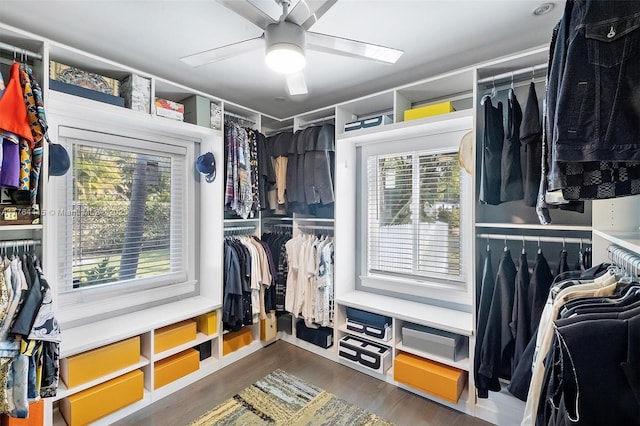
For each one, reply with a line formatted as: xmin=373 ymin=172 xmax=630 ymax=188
xmin=266 ymin=43 xmax=306 ymax=74
xmin=265 ymin=21 xmax=306 ymax=74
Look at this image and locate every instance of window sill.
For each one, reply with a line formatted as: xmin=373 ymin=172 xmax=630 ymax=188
xmin=59 ymin=295 xmax=220 ymax=358
xmin=335 ymin=290 xmax=473 ymax=336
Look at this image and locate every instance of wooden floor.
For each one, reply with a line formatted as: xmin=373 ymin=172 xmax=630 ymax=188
xmin=113 ymin=341 xmax=491 ymax=426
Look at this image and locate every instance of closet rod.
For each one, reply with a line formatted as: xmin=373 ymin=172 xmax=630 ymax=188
xmin=477 ymin=63 xmax=547 ymax=85
xmin=223 ymin=111 xmax=256 ymax=124
xmin=298 ymin=114 xmax=335 ymax=128
xmin=476 ymin=234 xmax=591 ymax=245
xmin=0 ymin=41 xmax=43 ymax=61
xmin=0 ymin=239 xmax=41 ymax=248
xmin=607 ymin=245 xmax=640 ymax=277
xmin=298 ymin=225 xmax=334 ymax=231
xmin=224 ymin=225 xmax=256 ymax=232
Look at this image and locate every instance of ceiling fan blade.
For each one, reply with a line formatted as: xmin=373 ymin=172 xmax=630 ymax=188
xmin=287 ymin=0 xmax=338 ymax=30
xmin=180 ymin=37 xmax=264 ymax=67
xmin=286 ymin=72 xmax=308 ymax=96
xmin=216 ymin=0 xmax=277 ymax=30
xmin=307 ymin=32 xmax=403 ymax=64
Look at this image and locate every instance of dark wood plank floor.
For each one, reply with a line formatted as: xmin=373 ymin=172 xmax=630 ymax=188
xmin=113 ymin=341 xmax=491 ymax=426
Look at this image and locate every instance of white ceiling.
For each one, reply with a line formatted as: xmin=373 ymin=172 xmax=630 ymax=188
xmin=0 ymin=0 xmax=564 ymax=120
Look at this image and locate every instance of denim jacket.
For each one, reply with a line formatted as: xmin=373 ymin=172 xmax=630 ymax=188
xmin=551 ymin=0 xmax=640 ymax=164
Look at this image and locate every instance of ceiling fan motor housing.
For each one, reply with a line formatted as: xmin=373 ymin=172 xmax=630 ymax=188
xmin=265 ymin=21 xmax=307 ymax=61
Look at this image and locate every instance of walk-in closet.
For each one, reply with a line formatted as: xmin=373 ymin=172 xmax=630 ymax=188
xmin=0 ymin=1 xmax=639 ymax=425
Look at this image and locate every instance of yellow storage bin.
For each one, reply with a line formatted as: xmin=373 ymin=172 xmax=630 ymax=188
xmin=223 ymin=327 xmax=253 ymax=355
xmin=154 ymin=348 xmax=199 ymax=389
xmin=154 ymin=320 xmax=197 ymax=354
xmin=196 ymin=311 xmax=217 ymax=336
xmin=1 ymin=400 xmax=43 ymax=426
xmin=260 ymin=311 xmax=277 ymax=342
xmin=394 ymin=352 xmax=467 ymax=403
xmin=404 ymin=101 xmax=455 ymax=121
xmin=60 ymin=336 xmax=140 ymax=388
xmin=59 ymin=369 xmax=144 ymax=426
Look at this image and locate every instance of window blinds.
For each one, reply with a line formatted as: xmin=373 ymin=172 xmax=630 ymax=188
xmin=366 ymin=150 xmax=463 ymax=283
xmin=56 ymin=128 xmax=187 ymax=293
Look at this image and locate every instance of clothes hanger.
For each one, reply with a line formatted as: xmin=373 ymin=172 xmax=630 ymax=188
xmin=537 ymin=236 xmax=542 ymax=254
xmin=508 ymin=72 xmax=514 ymax=101
xmin=480 ymin=76 xmax=497 ymax=106
xmin=522 ymin=235 xmax=526 ymax=255
xmin=503 ymin=235 xmax=508 ymax=252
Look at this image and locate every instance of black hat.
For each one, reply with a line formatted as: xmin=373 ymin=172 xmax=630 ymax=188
xmin=49 ymin=143 xmax=70 ymax=176
xmin=196 ymin=152 xmax=216 ymax=183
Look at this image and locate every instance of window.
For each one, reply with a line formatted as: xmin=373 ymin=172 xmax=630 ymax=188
xmin=357 ymin=122 xmax=473 ymax=303
xmin=52 ymin=125 xmax=197 ymax=324
xmin=366 ymin=150 xmax=462 ymax=282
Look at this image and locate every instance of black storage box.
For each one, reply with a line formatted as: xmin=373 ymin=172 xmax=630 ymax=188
xmin=195 ymin=340 xmax=212 ymax=361
xmin=50 ymin=79 xmax=125 ymax=107
xmin=295 ymin=321 xmax=333 ymax=348
xmin=338 ymin=335 xmax=392 ymax=373
xmin=346 ymin=307 xmax=392 ymax=330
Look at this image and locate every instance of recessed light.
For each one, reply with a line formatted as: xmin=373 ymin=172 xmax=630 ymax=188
xmin=533 ymin=2 xmax=554 ymax=16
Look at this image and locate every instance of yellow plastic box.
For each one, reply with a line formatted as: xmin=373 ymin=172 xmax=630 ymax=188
xmin=260 ymin=311 xmax=277 ymax=342
xmin=1 ymin=400 xmax=43 ymax=426
xmin=404 ymin=101 xmax=455 ymax=121
xmin=196 ymin=311 xmax=217 ymax=336
xmin=394 ymin=352 xmax=467 ymax=403
xmin=60 ymin=336 xmax=140 ymax=389
xmin=154 ymin=348 xmax=200 ymax=389
xmin=59 ymin=369 xmax=144 ymax=426
xmin=223 ymin=327 xmax=253 ymax=355
xmin=154 ymin=320 xmax=197 ymax=354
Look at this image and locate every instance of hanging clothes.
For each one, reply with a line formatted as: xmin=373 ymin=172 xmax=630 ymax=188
xmin=521 ymin=82 xmax=542 ymax=207
xmin=520 ymin=269 xmax=620 ymax=425
xmin=500 ymin=89 xmax=524 ymax=202
xmin=224 ymin=123 xmax=267 ymax=219
xmin=479 ymin=98 xmax=504 ymax=205
xmin=541 ymin=0 xmax=640 ymax=205
xmin=262 ymin=231 xmax=291 ymax=313
xmin=475 ymin=245 xmax=501 ymax=398
xmin=284 ymin=232 xmax=334 ymax=326
xmin=510 ymin=251 xmax=530 ymax=372
xmin=478 ymin=247 xmax=517 ymax=394
xmin=528 ymin=250 xmax=554 ymax=334
xmin=556 ymin=248 xmax=570 ymax=276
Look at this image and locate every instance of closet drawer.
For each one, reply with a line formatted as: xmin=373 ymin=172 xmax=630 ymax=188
xmin=296 ymin=321 xmax=333 ymax=349
xmin=394 ymin=352 xmax=466 ymax=403
xmin=59 ymin=369 xmax=144 ymax=426
xmin=196 ymin=311 xmax=217 ymax=336
xmin=402 ymin=324 xmax=464 ymax=361
xmin=346 ymin=307 xmax=392 ymax=331
xmin=60 ymin=336 xmax=140 ymax=388
xmin=154 ymin=348 xmax=199 ymax=389
xmin=346 ymin=318 xmax=392 ymax=341
xmin=154 ymin=320 xmax=197 ymax=354
xmin=338 ymin=335 xmax=391 ymax=374
xmin=223 ymin=327 xmax=253 ymax=355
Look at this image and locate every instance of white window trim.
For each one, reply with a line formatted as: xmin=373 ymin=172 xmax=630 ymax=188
xmin=355 ymin=115 xmax=474 ymax=307
xmin=45 ymin=93 xmax=201 ymax=326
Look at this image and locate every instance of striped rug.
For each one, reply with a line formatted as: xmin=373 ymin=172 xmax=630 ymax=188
xmin=188 ymin=369 xmax=394 ymax=425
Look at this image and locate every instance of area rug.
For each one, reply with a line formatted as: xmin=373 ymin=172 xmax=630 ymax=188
xmin=188 ymin=369 xmax=395 ymax=425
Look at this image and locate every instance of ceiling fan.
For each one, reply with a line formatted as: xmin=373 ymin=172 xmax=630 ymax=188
xmin=180 ymin=0 xmax=403 ymax=96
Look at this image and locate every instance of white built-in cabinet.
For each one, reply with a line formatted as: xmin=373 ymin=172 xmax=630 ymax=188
xmin=3 ymin=19 xmax=640 ymax=426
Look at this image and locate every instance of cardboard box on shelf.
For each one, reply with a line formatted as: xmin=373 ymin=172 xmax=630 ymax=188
xmin=154 ymin=98 xmax=184 ymax=121
xmin=120 ymin=74 xmax=151 ymax=113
